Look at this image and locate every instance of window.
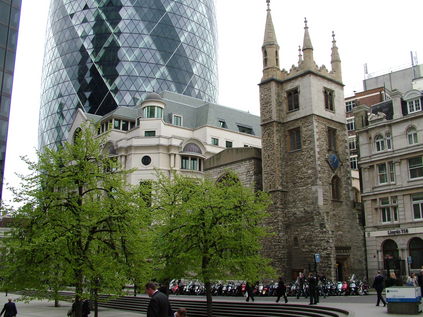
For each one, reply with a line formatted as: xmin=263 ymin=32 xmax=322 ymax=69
xmin=172 ymin=114 xmax=182 ymax=126
xmin=407 ymin=127 xmax=418 ymax=145
xmin=144 ymin=131 xmax=156 ymax=137
xmin=226 ymin=141 xmax=233 ymax=148
xmin=141 ymin=156 xmax=151 ymax=166
xmin=378 ymin=163 xmax=388 ymax=184
xmin=181 ymin=156 xmax=202 ymax=171
xmin=122 ymin=120 xmax=129 ymax=131
xmin=348 ymin=137 xmax=357 ymax=151
xmin=289 ymin=128 xmax=301 ymax=151
xmin=380 ymin=197 xmax=398 ymax=223
xmin=331 ymin=176 xmax=341 ymax=200
xmin=287 ymin=87 xmax=299 ymax=111
xmin=412 ymin=194 xmax=423 ymax=220
xmin=324 ymin=88 xmax=335 ymax=111
xmin=409 ymin=157 xmax=423 ymax=179
xmin=407 ymin=99 xmax=421 ymax=114
xmin=375 ymin=135 xmax=385 ymax=152
xmin=409 ymin=238 xmax=423 ymax=269
xmin=345 ymin=100 xmax=357 ymax=113
xmin=218 ymin=120 xmax=227 ymax=128
xmin=114 ymin=119 xmax=121 ymax=129
xmin=377 ymin=161 xmax=395 ymax=184
xmin=386 ymin=133 xmax=392 ymax=150
xmin=346 ymin=117 xmax=355 ymax=131
xmin=143 ymin=105 xmax=163 ymax=119
xmin=350 ymin=156 xmax=358 ymax=170
xmin=211 ymin=137 xmax=219 ymax=146
xmin=238 ymin=125 xmax=254 ymax=135
xmin=263 ymin=49 xmax=268 ymax=67
xmin=328 ymin=127 xmax=337 ymax=151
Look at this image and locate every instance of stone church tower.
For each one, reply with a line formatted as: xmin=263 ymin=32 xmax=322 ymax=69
xmin=259 ymin=1 xmax=366 ymax=280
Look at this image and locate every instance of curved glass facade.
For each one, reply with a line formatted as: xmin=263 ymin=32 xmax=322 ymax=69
xmin=39 ymin=0 xmax=218 ymax=148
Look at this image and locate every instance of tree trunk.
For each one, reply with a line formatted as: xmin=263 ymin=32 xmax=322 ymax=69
xmin=94 ymin=288 xmax=98 ymax=317
xmin=74 ymin=271 xmax=83 ymax=317
xmin=205 ymin=280 xmax=213 ymax=317
xmin=202 ymin=255 xmax=213 ymax=317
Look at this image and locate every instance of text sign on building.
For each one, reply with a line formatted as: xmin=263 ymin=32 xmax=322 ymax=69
xmin=388 ymin=228 xmax=409 ymax=236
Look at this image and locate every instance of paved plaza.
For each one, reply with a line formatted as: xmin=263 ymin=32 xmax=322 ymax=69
xmin=2 ymin=292 xmax=421 ymax=316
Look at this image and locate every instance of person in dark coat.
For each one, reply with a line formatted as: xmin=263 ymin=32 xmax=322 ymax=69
xmin=0 ymin=298 xmax=17 ymax=317
xmin=145 ymin=282 xmax=173 ymax=317
xmin=307 ymin=273 xmax=318 ymax=305
xmin=245 ymin=282 xmax=255 ymax=302
xmin=82 ymin=299 xmax=90 ymax=317
xmin=372 ymin=271 xmax=386 ymax=307
xmin=275 ymin=278 xmax=288 ymax=303
xmin=418 ymin=269 xmax=423 ymax=297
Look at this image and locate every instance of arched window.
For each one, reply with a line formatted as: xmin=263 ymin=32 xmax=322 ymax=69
xmin=409 ymin=237 xmax=423 ymax=269
xmin=181 ymin=143 xmax=203 ymax=171
xmin=375 ymin=134 xmax=385 ymax=152
xmin=331 ymin=176 xmax=341 ymax=200
xmin=385 ymin=133 xmax=392 ymax=150
xmin=382 ymin=239 xmax=400 ymax=271
xmin=263 ymin=49 xmax=268 ymax=67
xmin=407 ymin=127 xmax=418 ymax=145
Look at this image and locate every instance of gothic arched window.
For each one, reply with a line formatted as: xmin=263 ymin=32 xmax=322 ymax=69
xmin=331 ymin=176 xmax=341 ymax=200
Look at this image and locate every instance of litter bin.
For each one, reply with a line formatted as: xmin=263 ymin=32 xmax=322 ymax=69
xmin=386 ymin=287 xmax=422 ymax=315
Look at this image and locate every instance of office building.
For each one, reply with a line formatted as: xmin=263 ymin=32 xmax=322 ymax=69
xmin=39 ymin=0 xmax=218 ymax=148
xmin=69 ymin=91 xmax=261 ymax=185
xmin=355 ymin=88 xmax=423 ymax=279
xmin=0 ymin=0 xmax=21 ymax=200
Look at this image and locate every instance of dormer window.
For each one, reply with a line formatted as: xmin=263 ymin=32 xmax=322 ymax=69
xmin=172 ymin=114 xmax=183 ymax=126
xmin=218 ymin=120 xmax=227 ymax=128
xmin=407 ymin=98 xmax=421 ymax=114
xmin=237 ymin=125 xmax=254 ymax=135
xmin=143 ymin=105 xmax=163 ymax=119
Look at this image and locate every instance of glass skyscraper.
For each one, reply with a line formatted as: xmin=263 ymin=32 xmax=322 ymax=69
xmin=0 ymin=0 xmax=21 ymax=200
xmin=39 ymin=0 xmax=218 ymax=148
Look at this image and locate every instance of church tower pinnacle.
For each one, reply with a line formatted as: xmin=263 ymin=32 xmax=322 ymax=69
xmin=330 ymin=31 xmax=342 ymax=82
xmin=301 ymin=18 xmax=316 ymax=70
xmin=262 ymin=0 xmax=280 ymax=79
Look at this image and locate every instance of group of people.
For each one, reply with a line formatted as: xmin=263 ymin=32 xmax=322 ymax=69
xmin=373 ymin=269 xmax=423 ymax=307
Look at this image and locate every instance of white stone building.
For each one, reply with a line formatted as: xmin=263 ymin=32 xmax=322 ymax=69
xmin=70 ymin=91 xmax=261 ymax=185
xmin=355 ymin=88 xmax=423 ymax=279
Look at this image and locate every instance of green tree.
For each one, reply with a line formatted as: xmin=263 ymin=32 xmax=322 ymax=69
xmin=152 ymin=171 xmax=274 ymax=317
xmin=0 ymin=124 xmax=152 ymax=317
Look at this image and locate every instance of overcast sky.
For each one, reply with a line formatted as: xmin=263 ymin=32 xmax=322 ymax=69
xmin=3 ymin=0 xmax=423 ymax=204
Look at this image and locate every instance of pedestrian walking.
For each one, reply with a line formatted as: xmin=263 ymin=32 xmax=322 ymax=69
xmin=296 ymin=272 xmax=305 ymax=299
xmin=0 ymin=298 xmax=17 ymax=317
xmin=372 ymin=271 xmax=386 ymax=307
xmin=418 ymin=269 xmax=423 ymax=296
xmin=145 ymin=282 xmax=173 ymax=317
xmin=82 ymin=299 xmax=90 ymax=317
xmin=275 ymin=278 xmax=288 ymax=303
xmin=307 ymin=273 xmax=318 ymax=305
xmin=245 ymin=282 xmax=255 ymax=302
